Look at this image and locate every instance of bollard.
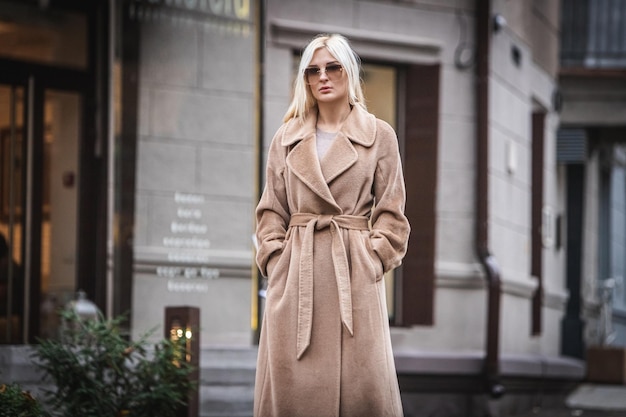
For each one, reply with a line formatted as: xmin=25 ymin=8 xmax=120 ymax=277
xmin=165 ymin=306 xmax=200 ymax=417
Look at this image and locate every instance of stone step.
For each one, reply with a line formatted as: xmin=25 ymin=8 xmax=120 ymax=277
xmin=200 ymin=385 xmax=254 ymax=417
xmin=200 ymin=346 xmax=257 ymax=386
xmin=199 ymin=347 xmax=257 ymax=417
xmin=201 ymin=413 xmax=253 ymax=417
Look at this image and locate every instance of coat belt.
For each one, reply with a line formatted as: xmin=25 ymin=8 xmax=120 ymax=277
xmin=288 ymin=213 xmax=370 ymax=360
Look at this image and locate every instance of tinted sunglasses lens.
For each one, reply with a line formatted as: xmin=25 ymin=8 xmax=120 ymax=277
xmin=305 ymin=68 xmax=320 ymax=84
xmin=326 ymin=65 xmax=342 ymax=78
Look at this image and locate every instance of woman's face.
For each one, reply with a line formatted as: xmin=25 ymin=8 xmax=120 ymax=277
xmin=306 ymin=47 xmax=348 ymax=106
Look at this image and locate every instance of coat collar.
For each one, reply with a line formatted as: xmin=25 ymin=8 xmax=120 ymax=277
xmin=281 ymin=106 xmax=377 ymax=210
xmin=281 ymin=105 xmax=377 ymax=147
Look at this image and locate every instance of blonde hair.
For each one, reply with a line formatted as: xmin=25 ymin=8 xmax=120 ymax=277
xmin=283 ymin=33 xmax=366 ymax=123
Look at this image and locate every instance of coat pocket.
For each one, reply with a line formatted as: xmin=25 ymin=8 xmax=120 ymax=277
xmin=265 ymin=228 xmax=293 ymax=279
xmin=364 ymin=235 xmax=384 ymax=282
xmin=266 ymin=252 xmax=281 ymax=278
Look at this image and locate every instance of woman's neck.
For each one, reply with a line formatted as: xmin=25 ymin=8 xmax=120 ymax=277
xmin=316 ymin=102 xmax=351 ymax=132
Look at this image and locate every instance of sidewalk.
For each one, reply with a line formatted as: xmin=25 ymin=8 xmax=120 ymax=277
xmin=513 ymin=408 xmax=626 ymax=417
xmin=512 ymin=384 xmax=626 ymax=417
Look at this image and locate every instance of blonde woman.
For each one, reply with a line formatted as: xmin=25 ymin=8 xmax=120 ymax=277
xmin=254 ymin=33 xmax=410 ymax=417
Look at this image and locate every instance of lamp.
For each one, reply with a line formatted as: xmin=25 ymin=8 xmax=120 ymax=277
xmin=165 ymin=306 xmax=200 ymax=417
xmin=493 ymin=13 xmax=507 ymax=33
xmin=66 ymin=290 xmax=100 ymax=321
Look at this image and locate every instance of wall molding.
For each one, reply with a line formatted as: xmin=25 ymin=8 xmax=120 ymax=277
xmin=270 ymin=18 xmax=441 ymax=64
xmin=436 ymin=261 xmax=568 ymax=310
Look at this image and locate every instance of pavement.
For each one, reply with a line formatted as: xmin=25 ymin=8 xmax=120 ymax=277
xmin=513 ymin=408 xmax=626 ymax=417
xmin=511 ymin=384 xmax=626 ymax=417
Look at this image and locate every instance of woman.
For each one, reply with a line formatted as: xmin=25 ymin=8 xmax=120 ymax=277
xmin=254 ymin=33 xmax=410 ymax=417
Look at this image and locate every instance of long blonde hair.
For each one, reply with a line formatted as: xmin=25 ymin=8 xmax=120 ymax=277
xmin=283 ymin=34 xmax=366 ymax=123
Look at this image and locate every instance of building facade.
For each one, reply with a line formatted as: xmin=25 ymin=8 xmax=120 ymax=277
xmin=559 ymin=0 xmax=626 ymax=353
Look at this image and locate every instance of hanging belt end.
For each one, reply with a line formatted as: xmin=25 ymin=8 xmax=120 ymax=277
xmin=296 ymin=338 xmax=310 ymax=360
xmin=343 ymin=319 xmax=354 ymax=337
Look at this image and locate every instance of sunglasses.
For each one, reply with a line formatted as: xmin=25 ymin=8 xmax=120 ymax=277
xmin=304 ymin=63 xmax=344 ymax=84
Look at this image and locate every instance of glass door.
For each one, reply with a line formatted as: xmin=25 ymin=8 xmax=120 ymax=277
xmin=0 ymin=82 xmax=82 ymax=343
xmin=40 ymin=89 xmax=81 ymax=338
xmin=0 ymin=0 xmax=99 ymax=343
xmin=0 ymin=84 xmax=24 ymax=343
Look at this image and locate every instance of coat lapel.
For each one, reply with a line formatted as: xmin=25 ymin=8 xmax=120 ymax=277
xmin=282 ymin=106 xmax=378 ymax=208
xmin=319 ymin=133 xmax=358 ymax=183
xmin=320 ymin=106 xmax=376 ymax=182
xmin=286 ymin=134 xmax=339 ymax=209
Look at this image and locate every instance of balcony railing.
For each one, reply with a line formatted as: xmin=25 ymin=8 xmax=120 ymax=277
xmin=561 ymin=0 xmax=626 ymax=68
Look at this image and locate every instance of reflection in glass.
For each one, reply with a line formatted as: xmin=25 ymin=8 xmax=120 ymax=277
xmin=39 ymin=90 xmax=81 ymax=339
xmin=0 ymin=1 xmax=87 ymax=69
xmin=0 ymin=84 xmax=24 ymax=343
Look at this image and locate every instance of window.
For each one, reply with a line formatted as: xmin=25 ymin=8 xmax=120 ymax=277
xmin=362 ymin=62 xmax=398 ymax=321
xmin=364 ymin=62 xmax=441 ymax=326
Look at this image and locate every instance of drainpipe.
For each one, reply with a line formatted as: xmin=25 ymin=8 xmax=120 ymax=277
xmin=475 ymin=0 xmax=505 ymax=398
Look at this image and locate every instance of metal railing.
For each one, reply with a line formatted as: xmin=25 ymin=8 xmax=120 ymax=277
xmin=561 ymin=0 xmax=626 ymax=68
xmin=598 ymin=277 xmax=617 ymax=346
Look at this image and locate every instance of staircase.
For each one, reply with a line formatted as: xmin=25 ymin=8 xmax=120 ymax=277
xmin=200 ymin=346 xmax=257 ymax=417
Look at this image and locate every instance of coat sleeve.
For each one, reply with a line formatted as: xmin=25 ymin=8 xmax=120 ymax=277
xmin=255 ymin=124 xmax=291 ymax=277
xmin=370 ymin=121 xmax=411 ymax=273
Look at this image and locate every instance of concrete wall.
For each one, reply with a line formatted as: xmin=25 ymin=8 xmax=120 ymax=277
xmin=130 ymin=5 xmax=257 ymax=346
xmin=560 ymin=76 xmax=626 ymax=125
xmin=493 ymin=0 xmax=560 ymax=77
xmin=488 ymin=0 xmax=564 ymax=355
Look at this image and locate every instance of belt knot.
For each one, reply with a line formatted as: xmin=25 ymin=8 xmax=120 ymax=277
xmin=287 ymin=212 xmax=370 ymax=360
xmin=315 ymin=214 xmax=333 ymax=230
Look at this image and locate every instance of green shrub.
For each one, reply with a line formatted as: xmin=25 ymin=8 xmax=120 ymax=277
xmin=33 ymin=310 xmax=196 ymax=417
xmin=0 ymin=383 xmax=49 ymax=417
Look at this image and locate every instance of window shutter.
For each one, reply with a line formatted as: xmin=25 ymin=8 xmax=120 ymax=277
xmin=400 ymin=64 xmax=440 ymax=326
xmin=557 ymin=128 xmax=587 ymax=164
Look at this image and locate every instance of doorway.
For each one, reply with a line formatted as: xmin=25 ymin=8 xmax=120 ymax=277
xmin=0 ymin=83 xmax=83 ymax=342
xmin=0 ymin=0 xmax=107 ymax=343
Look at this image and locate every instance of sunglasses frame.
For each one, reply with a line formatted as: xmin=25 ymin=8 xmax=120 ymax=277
xmin=304 ymin=64 xmax=344 ymax=84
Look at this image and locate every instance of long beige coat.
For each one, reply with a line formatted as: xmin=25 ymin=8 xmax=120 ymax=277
xmin=254 ymin=105 xmax=410 ymax=417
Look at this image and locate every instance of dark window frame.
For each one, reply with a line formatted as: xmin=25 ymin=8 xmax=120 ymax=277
xmin=397 ymin=64 xmax=440 ymax=327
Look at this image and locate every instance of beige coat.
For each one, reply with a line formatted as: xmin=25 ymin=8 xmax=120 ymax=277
xmin=254 ymin=105 xmax=410 ymax=417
